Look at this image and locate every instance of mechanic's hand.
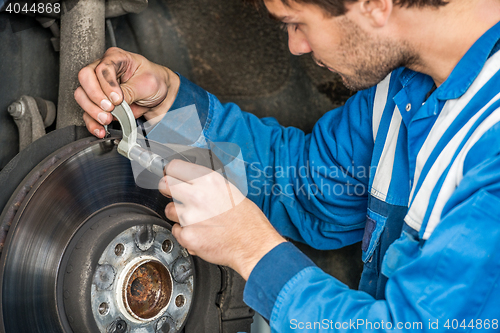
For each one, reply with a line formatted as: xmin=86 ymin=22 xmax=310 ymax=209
xmin=75 ymin=47 xmax=180 ymax=138
xmin=159 ymin=160 xmax=286 ymax=280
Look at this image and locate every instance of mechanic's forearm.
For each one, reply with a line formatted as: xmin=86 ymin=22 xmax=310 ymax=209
xmin=245 ymin=243 xmax=417 ymax=331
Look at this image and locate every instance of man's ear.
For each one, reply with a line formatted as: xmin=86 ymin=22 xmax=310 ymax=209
xmin=354 ymin=0 xmax=393 ymax=28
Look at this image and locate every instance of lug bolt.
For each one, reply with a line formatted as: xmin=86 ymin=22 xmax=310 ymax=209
xmin=172 ymin=257 xmax=193 ymax=283
xmin=99 ymin=302 xmax=109 ymax=315
xmin=156 ymin=316 xmax=176 ymax=333
xmin=107 ymin=319 xmax=127 ymax=333
xmin=114 ymin=243 xmax=124 ymax=256
xmin=116 ymin=320 xmax=126 ymax=332
xmin=175 ymin=295 xmax=185 ymax=308
xmin=162 ymin=239 xmax=173 ymax=253
xmin=93 ymin=264 xmax=116 ymax=290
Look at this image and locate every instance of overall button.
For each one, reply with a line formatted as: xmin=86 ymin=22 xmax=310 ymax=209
xmin=406 ymin=103 xmax=412 ymax=112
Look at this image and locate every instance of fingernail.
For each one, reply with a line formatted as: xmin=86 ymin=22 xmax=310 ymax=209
xmin=110 ymin=92 xmax=120 ymax=104
xmin=97 ymin=112 xmax=109 ymax=125
xmin=94 ymin=129 xmax=101 ymax=137
xmin=101 ymin=99 xmax=112 ymax=111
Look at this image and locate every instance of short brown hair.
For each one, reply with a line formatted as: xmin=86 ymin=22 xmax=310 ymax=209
xmin=246 ymin=0 xmax=448 ymax=16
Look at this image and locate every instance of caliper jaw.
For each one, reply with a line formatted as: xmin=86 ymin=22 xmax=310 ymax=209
xmin=111 ymin=101 xmax=140 ymax=159
xmin=111 ymin=101 xmax=223 ymax=179
xmin=111 ymin=101 xmax=167 ymax=177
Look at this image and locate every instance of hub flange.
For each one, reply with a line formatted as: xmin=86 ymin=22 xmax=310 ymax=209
xmin=90 ymin=223 xmax=193 ymax=332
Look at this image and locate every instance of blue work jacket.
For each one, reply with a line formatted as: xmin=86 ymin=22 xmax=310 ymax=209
xmin=149 ymin=21 xmax=500 ymax=332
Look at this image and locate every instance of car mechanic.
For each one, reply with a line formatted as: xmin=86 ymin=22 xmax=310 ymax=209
xmin=75 ymin=0 xmax=500 ymax=331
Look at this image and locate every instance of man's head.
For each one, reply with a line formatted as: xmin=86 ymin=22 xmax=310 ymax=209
xmin=248 ymin=0 xmax=447 ymax=16
xmin=249 ymin=0 xmax=447 ymax=90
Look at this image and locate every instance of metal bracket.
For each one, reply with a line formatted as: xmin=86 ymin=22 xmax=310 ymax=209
xmin=8 ymin=96 xmax=56 ymax=151
xmin=111 ymin=101 xmax=168 ymax=177
xmin=111 ymin=101 xmax=140 ymax=160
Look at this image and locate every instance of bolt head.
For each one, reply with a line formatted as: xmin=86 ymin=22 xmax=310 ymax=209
xmin=7 ymin=101 xmax=24 ymax=119
xmin=172 ymin=257 xmax=193 ymax=283
xmin=93 ymin=264 xmax=116 ymax=290
xmin=156 ymin=316 xmax=175 ymax=333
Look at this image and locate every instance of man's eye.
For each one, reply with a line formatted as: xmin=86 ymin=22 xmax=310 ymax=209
xmin=280 ymin=23 xmax=298 ymax=32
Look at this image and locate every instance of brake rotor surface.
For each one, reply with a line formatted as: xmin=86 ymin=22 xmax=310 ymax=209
xmin=0 ymin=136 xmax=174 ymax=332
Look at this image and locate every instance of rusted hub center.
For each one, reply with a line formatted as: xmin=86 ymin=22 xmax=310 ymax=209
xmin=124 ymin=260 xmax=173 ymax=319
xmin=92 ymin=224 xmax=194 ymax=331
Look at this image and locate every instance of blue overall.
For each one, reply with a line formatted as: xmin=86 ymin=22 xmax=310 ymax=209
xmin=149 ymin=21 xmax=500 ymax=332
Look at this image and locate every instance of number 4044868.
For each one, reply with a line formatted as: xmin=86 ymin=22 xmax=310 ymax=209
xmin=5 ymin=2 xmax=61 ymax=14
xmin=444 ymin=319 xmax=498 ymax=330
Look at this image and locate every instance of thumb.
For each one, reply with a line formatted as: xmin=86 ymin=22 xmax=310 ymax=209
xmin=172 ymin=223 xmax=198 ymax=256
xmin=120 ymin=83 xmax=136 ymax=106
xmin=119 ymin=83 xmax=149 ymax=119
xmin=172 ymin=223 xmax=184 ymax=245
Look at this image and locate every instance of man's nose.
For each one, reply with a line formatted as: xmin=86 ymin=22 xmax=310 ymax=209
xmin=288 ymin=30 xmax=312 ymax=56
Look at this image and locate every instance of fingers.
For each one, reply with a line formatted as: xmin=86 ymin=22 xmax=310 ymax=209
xmin=83 ymin=112 xmax=105 ymax=138
xmin=171 ymin=223 xmax=198 ymax=256
xmin=94 ymin=47 xmax=135 ymax=105
xmin=95 ymin=62 xmax=124 ymax=106
xmin=78 ymin=59 xmax=117 ymax=112
xmin=165 ymin=202 xmax=180 ymax=222
xmin=165 ymin=159 xmax=214 ymax=183
xmin=171 ymin=223 xmax=182 ymax=241
xmin=76 ymin=47 xmax=177 ymax=140
xmin=75 ymin=85 xmax=113 ymax=126
xmin=158 ymin=176 xmax=171 ymax=197
xmin=76 ymin=47 xmax=137 ymax=138
xmin=159 ymin=175 xmax=192 ymax=203
xmin=77 ymin=47 xmax=136 ymax=116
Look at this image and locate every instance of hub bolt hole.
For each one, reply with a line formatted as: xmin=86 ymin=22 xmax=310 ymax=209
xmin=175 ymin=295 xmax=185 ymax=308
xmin=162 ymin=239 xmax=173 ymax=253
xmin=98 ymin=302 xmax=109 ymax=315
xmin=115 ymin=243 xmax=125 ymax=256
xmin=113 ymin=319 xmax=127 ymax=333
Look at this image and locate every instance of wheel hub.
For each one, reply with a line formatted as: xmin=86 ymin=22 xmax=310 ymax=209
xmin=90 ymin=223 xmax=193 ymax=332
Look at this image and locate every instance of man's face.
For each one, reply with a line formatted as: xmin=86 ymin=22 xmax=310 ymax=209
xmin=264 ymin=0 xmax=416 ymax=90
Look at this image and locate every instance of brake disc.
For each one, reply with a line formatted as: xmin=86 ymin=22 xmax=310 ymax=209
xmin=0 ymin=132 xmax=253 ymax=333
xmin=0 ymin=136 xmax=193 ymax=332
